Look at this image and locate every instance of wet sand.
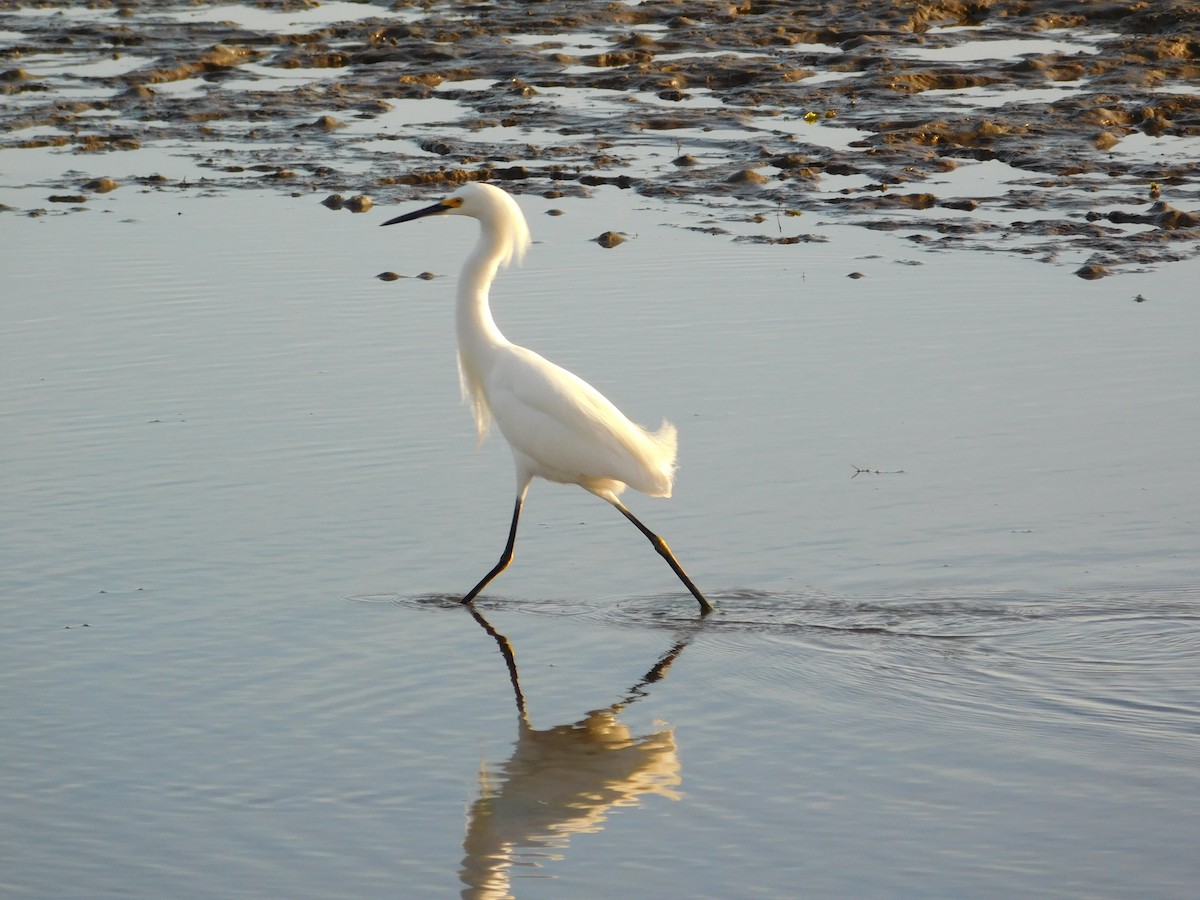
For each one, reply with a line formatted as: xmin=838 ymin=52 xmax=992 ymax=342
xmin=3 ymin=0 xmax=1199 ymax=275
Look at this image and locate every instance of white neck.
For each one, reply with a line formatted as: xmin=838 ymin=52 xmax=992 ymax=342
xmin=455 ymin=221 xmax=512 ymax=440
xmin=456 ymin=234 xmax=509 ymax=355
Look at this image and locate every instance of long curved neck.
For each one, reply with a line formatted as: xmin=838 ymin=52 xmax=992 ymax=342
xmin=456 ymin=227 xmax=510 ymax=357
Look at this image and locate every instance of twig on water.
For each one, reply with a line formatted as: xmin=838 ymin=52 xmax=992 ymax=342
xmin=851 ymin=465 xmax=905 ymax=479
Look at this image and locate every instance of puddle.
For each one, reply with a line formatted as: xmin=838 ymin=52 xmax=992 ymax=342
xmin=166 ymin=1 xmax=409 ymax=33
xmin=897 ymin=37 xmax=1106 ymax=62
xmin=925 ymin=81 xmax=1089 ymax=109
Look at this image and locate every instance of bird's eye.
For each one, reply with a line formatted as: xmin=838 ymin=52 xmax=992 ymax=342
xmin=443 ymin=197 xmax=464 ymax=209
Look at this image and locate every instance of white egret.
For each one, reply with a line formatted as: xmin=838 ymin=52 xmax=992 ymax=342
xmin=381 ymin=182 xmax=712 ymax=615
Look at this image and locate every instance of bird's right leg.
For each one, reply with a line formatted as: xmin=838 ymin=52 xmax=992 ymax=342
xmin=461 ymin=494 xmax=524 ymax=604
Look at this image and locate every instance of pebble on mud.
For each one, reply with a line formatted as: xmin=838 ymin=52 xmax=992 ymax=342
xmin=1075 ymin=262 xmax=1110 ymax=280
xmin=1150 ymin=201 xmax=1199 ymax=229
xmin=1107 ymin=201 xmax=1200 ymax=229
xmin=594 ymin=231 xmax=625 ymax=248
xmin=310 ymin=115 xmax=346 ymax=131
xmin=322 ymin=193 xmax=373 ymax=212
xmin=83 ymin=177 xmax=118 ymax=193
xmin=727 ymin=168 xmax=769 ymax=185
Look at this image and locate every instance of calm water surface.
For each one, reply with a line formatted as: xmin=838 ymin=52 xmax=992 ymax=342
xmin=3 ymin=187 xmax=1199 ymax=898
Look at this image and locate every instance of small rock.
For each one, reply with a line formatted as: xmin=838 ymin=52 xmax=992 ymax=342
xmin=311 ymin=115 xmax=346 ymax=131
xmin=83 ymin=177 xmax=118 ymax=193
xmin=595 ymin=231 xmax=625 ymax=248
xmin=1150 ymin=200 xmax=1199 ymax=229
xmin=1074 ymin=262 xmax=1109 ymax=280
xmin=727 ymin=168 xmax=768 ymax=185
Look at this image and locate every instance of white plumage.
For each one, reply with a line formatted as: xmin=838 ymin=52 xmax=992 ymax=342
xmin=487 ymin=343 xmax=678 ymax=500
xmin=382 ymin=182 xmax=711 ymax=614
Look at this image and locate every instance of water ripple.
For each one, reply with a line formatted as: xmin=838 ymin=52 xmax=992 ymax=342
xmin=358 ymin=585 xmax=1200 ymax=746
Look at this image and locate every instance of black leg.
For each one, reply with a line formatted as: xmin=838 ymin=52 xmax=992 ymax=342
xmin=462 ymin=495 xmax=523 ymax=604
xmin=609 ymin=499 xmax=714 ymax=615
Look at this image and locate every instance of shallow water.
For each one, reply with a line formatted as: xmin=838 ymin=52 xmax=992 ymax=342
xmin=4 ymin=179 xmax=1199 ymax=898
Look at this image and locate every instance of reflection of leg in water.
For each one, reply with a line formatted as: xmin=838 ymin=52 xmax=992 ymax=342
xmin=459 ymin=608 xmax=696 ymax=900
xmin=465 ymin=604 xmax=695 ymax=717
xmin=612 ymin=635 xmax=691 ymax=711
xmin=466 ymin=604 xmax=526 ymax=719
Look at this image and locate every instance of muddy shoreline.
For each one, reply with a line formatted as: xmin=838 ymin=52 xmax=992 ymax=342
xmin=3 ymin=0 xmax=1199 ymax=275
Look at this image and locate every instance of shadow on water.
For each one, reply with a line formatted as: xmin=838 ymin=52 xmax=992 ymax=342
xmin=456 ymin=606 xmax=692 ymax=900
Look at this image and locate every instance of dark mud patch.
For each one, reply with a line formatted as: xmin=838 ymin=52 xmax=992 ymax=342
xmin=3 ymin=0 xmax=1199 ymax=275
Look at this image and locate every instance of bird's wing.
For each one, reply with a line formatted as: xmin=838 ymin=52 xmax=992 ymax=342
xmin=486 ymin=345 xmax=676 ymax=497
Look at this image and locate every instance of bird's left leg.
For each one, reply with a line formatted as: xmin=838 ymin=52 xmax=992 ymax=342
xmin=608 ymin=498 xmax=714 ymax=615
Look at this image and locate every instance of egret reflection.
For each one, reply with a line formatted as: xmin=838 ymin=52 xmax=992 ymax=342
xmin=460 ymin=608 xmax=692 ymax=899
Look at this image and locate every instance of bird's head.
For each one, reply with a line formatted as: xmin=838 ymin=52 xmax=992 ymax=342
xmin=381 ymin=182 xmax=531 ymax=268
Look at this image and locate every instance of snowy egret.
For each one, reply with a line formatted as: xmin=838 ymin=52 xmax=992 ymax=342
xmin=382 ymin=182 xmax=713 ymax=615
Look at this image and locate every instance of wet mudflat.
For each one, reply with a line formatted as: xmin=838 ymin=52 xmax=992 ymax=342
xmin=4 ymin=3 xmax=1200 ymax=899
xmin=3 ymin=0 xmax=1200 ymax=274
